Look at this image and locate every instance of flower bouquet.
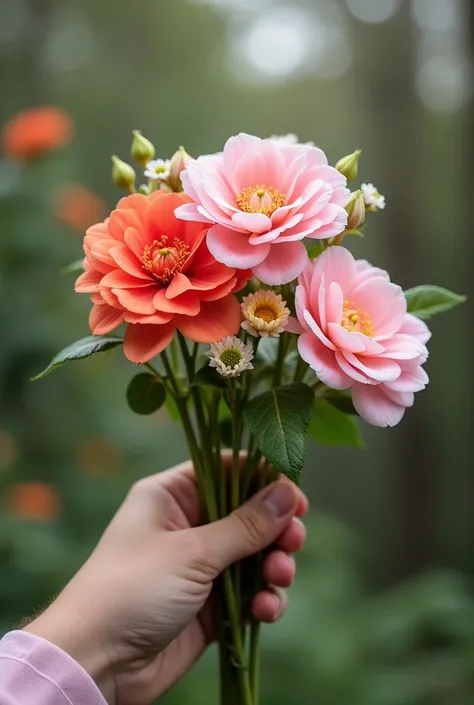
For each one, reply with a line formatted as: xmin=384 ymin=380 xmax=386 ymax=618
xmin=33 ymin=131 xmax=464 ymax=704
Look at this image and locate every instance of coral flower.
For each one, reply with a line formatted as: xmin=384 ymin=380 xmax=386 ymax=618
xmin=75 ymin=191 xmax=249 ymax=363
xmin=53 ymin=184 xmax=107 ymax=232
xmin=1 ymin=106 xmax=73 ymax=160
xmin=6 ymin=482 xmax=61 ymax=522
xmin=295 ymin=247 xmax=431 ymax=427
xmin=175 ymin=133 xmax=350 ymax=286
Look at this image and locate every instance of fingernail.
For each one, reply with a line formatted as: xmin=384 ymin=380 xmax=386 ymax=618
xmin=263 ymin=482 xmax=296 ymax=518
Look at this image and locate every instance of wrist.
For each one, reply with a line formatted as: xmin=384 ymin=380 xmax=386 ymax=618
xmin=24 ymin=606 xmax=116 ymax=704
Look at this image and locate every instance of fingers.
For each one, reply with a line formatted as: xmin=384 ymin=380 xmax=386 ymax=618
xmin=262 ymin=550 xmax=295 ymax=588
xmin=275 ymin=517 xmax=306 ymax=553
xmin=252 ymin=586 xmax=287 ymax=623
xmin=194 ymin=480 xmax=300 ymax=574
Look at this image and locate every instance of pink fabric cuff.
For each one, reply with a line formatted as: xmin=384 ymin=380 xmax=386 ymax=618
xmin=0 ymin=631 xmax=106 ymax=705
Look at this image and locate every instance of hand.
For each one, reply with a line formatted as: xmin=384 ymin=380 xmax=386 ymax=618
xmin=25 ymin=456 xmax=307 ymax=705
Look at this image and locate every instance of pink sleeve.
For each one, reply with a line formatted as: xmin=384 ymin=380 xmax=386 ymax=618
xmin=0 ymin=631 xmax=107 ymax=705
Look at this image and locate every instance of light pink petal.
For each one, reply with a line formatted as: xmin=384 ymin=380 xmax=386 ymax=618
xmin=399 ymin=314 xmax=432 ymax=344
xmin=298 ymin=332 xmax=352 ymax=390
xmin=179 ymin=169 xmax=201 ymax=203
xmin=328 ymin=323 xmax=367 ymax=353
xmin=270 ymin=198 xmax=305 ymax=228
xmin=222 ymin=133 xmax=263 ymax=174
xmin=342 ymin=351 xmax=401 ymax=383
xmin=335 ymin=350 xmax=371 ymax=384
xmin=231 ymin=211 xmax=272 ymax=234
xmin=311 ymin=245 xmax=357 ymax=296
xmin=294 ymin=285 xmax=311 ymax=332
xmin=382 ymin=387 xmax=414 ymax=408
xmin=207 ymin=224 xmax=270 ymax=268
xmin=349 ymin=277 xmax=407 ymax=339
xmin=354 ymin=259 xmax=390 ymax=282
xmin=385 ymin=365 xmax=429 ymax=393
xmin=302 ymin=309 xmax=335 ymax=350
xmin=253 ymin=241 xmax=308 ymax=286
xmin=232 ymin=147 xmax=286 ymax=193
xmin=253 ymin=214 xmax=305 ymax=244
xmin=378 ymin=334 xmax=426 ymax=360
xmin=318 ymin=273 xmax=327 ymax=331
xmin=174 ymin=202 xmax=213 ymax=224
xmin=286 ymin=316 xmax=305 ymax=334
xmin=326 ymin=281 xmax=343 ymax=324
xmin=306 ymin=207 xmax=348 ymax=239
xmin=352 ymin=384 xmax=407 ymax=428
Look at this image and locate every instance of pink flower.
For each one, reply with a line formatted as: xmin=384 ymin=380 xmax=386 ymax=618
xmin=295 ymin=247 xmax=431 ymax=427
xmin=175 ymin=133 xmax=350 ymax=286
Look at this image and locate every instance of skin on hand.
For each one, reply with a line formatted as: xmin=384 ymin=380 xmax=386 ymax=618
xmin=25 ymin=457 xmax=308 ymax=705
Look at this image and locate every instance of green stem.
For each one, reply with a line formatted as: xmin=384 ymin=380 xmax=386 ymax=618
xmin=249 ymin=619 xmax=260 ymax=703
xmin=228 ymin=380 xmax=241 ymax=512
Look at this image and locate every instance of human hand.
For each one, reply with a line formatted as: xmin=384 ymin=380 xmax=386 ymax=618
xmin=25 ymin=456 xmax=307 ymax=705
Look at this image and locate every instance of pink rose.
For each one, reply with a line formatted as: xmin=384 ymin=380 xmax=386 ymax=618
xmin=175 ymin=133 xmax=350 ymax=286
xmin=295 ymin=247 xmax=431 ymax=427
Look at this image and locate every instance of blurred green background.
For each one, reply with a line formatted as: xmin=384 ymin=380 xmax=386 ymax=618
xmin=0 ymin=1 xmax=473 ymax=703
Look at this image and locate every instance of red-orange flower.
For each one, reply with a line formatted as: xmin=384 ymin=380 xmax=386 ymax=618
xmin=6 ymin=482 xmax=61 ymax=522
xmin=75 ymin=191 xmax=250 ymax=363
xmin=1 ymin=106 xmax=73 ymax=160
xmin=53 ymin=184 xmax=107 ymax=232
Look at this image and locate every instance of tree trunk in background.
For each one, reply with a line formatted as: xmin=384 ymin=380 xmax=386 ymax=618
xmin=357 ymin=2 xmax=435 ymax=579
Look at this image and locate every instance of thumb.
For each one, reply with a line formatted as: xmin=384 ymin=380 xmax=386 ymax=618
xmin=195 ymin=480 xmax=299 ymax=575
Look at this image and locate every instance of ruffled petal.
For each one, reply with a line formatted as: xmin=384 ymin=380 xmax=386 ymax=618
xmin=252 ymin=241 xmax=308 ymax=286
xmin=175 ymin=295 xmax=241 ymax=343
xmin=123 ymin=322 xmax=176 ymax=363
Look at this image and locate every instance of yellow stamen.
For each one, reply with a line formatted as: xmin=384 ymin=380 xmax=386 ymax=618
xmin=236 ymin=184 xmax=286 ymax=218
xmin=254 ymin=306 xmax=278 ymax=323
xmin=341 ymin=299 xmax=373 ymax=337
xmin=142 ymin=235 xmax=189 ymax=285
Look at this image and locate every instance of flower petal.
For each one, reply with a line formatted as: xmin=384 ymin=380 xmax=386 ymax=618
xmin=89 ymin=304 xmax=124 ymax=335
xmin=252 ymin=241 xmax=308 ymax=286
xmin=176 ymin=295 xmax=241 ymax=342
xmin=352 ymin=384 xmax=407 ymax=427
xmin=297 ymin=332 xmax=352 ymax=390
xmin=124 ymin=322 xmax=176 ymax=363
xmin=207 ymin=225 xmax=270 ymax=268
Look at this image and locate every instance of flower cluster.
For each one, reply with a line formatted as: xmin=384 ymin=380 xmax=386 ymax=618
xmin=73 ymin=130 xmax=439 ymax=427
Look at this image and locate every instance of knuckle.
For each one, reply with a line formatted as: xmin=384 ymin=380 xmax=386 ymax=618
xmin=233 ymin=507 xmax=266 ymax=550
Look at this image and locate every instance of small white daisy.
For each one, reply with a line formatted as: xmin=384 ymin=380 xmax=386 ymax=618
xmin=361 ymin=182 xmax=386 ymax=210
xmin=267 ymin=133 xmax=315 ymax=147
xmin=144 ymin=158 xmax=171 ymax=181
xmin=241 ymin=290 xmax=290 ymax=338
xmin=207 ymin=336 xmax=254 ymax=378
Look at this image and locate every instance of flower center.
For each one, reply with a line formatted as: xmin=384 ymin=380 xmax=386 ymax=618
xmin=142 ymin=236 xmax=189 ymax=285
xmin=254 ymin=305 xmax=278 ymax=323
xmin=341 ymin=300 xmax=373 ymax=337
xmin=236 ymin=184 xmax=286 ymax=217
xmin=154 ymin=165 xmax=167 ymax=175
xmin=220 ymin=348 xmax=243 ymax=368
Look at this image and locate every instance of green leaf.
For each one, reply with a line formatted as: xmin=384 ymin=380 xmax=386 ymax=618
xmin=191 ymin=364 xmax=227 ymax=389
xmin=405 ymin=285 xmax=466 ymax=320
xmin=61 ymin=258 xmax=84 ymax=276
xmin=31 ymin=336 xmax=123 ymax=380
xmin=126 ymin=373 xmax=166 ymax=415
xmin=243 ymin=382 xmax=314 ymax=485
xmin=324 ymin=391 xmax=358 ymax=416
xmin=306 ymin=242 xmax=324 ymax=259
xmin=308 ymin=398 xmax=364 ymax=448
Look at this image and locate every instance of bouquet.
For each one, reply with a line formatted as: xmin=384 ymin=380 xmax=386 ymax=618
xmin=33 ymin=130 xmax=465 ymax=704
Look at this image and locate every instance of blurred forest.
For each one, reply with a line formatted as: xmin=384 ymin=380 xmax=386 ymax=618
xmin=0 ymin=1 xmax=473 ymax=703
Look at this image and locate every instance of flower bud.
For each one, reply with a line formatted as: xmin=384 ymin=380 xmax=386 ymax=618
xmin=131 ymin=130 xmax=155 ymax=166
xmin=336 ymin=149 xmax=361 ymax=181
xmin=111 ymin=155 xmax=136 ymax=190
xmin=168 ymin=146 xmax=192 ymax=191
xmin=345 ymin=190 xmax=365 ymax=230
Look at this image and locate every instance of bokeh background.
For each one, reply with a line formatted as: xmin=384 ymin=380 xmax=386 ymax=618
xmin=0 ymin=1 xmax=473 ymax=703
